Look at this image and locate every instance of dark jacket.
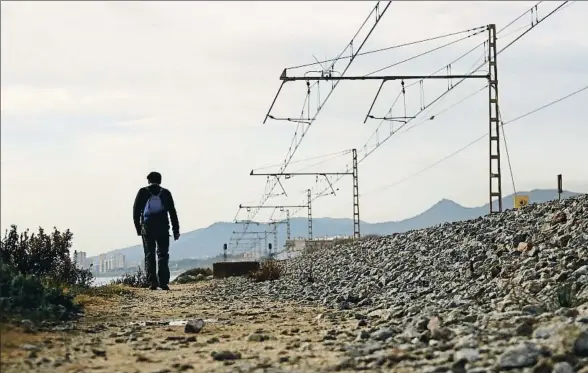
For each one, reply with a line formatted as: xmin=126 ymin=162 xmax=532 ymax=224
xmin=133 ymin=184 xmax=180 ymax=236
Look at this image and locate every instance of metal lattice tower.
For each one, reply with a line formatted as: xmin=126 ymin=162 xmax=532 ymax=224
xmin=352 ymin=148 xmax=360 ymax=239
xmin=272 ymin=223 xmax=278 ymax=251
xmin=285 ymin=209 xmax=291 ymax=241
xmin=238 ymin=204 xmax=310 ymax=239
xmin=307 ymin=189 xmax=313 ymax=239
xmin=249 ymin=149 xmax=361 ymax=239
xmin=487 ymin=24 xmax=503 ymax=213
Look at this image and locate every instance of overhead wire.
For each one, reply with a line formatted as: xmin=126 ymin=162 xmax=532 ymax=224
xmin=290 ymin=0 xmax=574 ymax=217
xmin=363 ymin=0 xmax=572 ymax=154
xmin=365 ymin=28 xmax=487 ymax=76
xmin=498 ymin=1 xmax=570 ymax=55
xmin=498 ymin=107 xmax=518 ymax=198
xmin=362 ymin=84 xmax=588 ymax=196
xmin=361 ymin=35 xmax=490 ymax=153
xmin=286 ymin=26 xmax=487 ymax=71
xmin=288 ymin=50 xmax=491 ymax=217
xmin=251 ymin=149 xmax=351 ymax=172
xmin=244 ymin=16 xmax=486 ymax=225
xmin=235 ymin=1 xmax=392 ymax=239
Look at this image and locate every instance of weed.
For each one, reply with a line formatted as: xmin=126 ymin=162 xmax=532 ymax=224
xmin=109 ymin=267 xmax=150 ymax=288
xmin=555 ymin=282 xmax=583 ymax=308
xmin=248 ymin=260 xmax=284 ymax=282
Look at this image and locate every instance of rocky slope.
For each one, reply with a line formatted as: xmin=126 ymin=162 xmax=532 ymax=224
xmin=208 ymin=194 xmax=588 ymax=372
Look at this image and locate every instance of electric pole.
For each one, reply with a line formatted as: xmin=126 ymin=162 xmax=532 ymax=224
xmin=274 ymin=25 xmax=501 ymax=214
xmin=249 ymin=149 xmax=360 ymax=239
xmin=232 ymin=231 xmax=277 ymax=257
xmin=238 ymin=204 xmax=311 ymax=239
xmin=487 ymin=24 xmax=502 ymax=213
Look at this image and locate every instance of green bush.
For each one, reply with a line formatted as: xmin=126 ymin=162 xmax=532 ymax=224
xmin=0 ymin=225 xmax=93 ymax=321
xmin=0 ymin=263 xmax=82 ymax=321
xmin=0 ymin=225 xmax=93 ymax=287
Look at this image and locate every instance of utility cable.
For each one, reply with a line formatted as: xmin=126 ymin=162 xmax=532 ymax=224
xmin=365 ymin=28 xmax=486 ymax=76
xmin=362 ymin=84 xmax=588 ymax=196
xmin=286 ymin=26 xmax=487 ymax=71
xmin=309 ymin=0 xmax=574 ymax=206
xmin=497 ymin=1 xmax=542 ymax=34
xmin=499 ymin=107 xmax=518 ymax=198
xmin=241 ymin=1 xmax=392 ymax=236
xmin=251 ymin=0 xmax=574 ymax=225
xmin=251 ymin=149 xmax=351 ymax=172
xmin=498 ymin=1 xmax=570 ymax=55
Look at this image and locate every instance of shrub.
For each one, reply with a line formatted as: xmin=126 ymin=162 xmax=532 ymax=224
xmin=0 ymin=225 xmax=93 ymax=321
xmin=0 ymin=225 xmax=93 ymax=287
xmin=0 ymin=263 xmax=82 ymax=322
xmin=360 ymin=234 xmax=381 ymax=240
xmin=109 ymin=267 xmax=150 ymax=288
xmin=248 ymin=260 xmax=284 ymax=282
xmin=172 ymin=267 xmax=212 ymax=284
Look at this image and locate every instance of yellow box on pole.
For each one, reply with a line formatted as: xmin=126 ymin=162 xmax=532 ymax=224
xmin=514 ymin=195 xmax=529 ymax=209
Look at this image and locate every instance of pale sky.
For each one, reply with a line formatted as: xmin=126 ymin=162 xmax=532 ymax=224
xmin=2 ymin=1 xmax=587 ymax=256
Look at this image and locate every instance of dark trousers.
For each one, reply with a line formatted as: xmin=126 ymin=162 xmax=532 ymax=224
xmin=141 ymin=232 xmax=170 ymax=287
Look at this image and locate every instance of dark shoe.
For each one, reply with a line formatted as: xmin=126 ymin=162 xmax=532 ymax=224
xmin=149 ymin=284 xmax=158 ymax=290
xmin=160 ymin=285 xmax=170 ymax=291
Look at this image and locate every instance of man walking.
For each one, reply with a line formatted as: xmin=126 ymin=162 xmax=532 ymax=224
xmin=133 ymin=171 xmax=180 ymax=290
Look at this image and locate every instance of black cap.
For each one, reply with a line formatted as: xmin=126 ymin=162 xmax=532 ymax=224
xmin=147 ymin=171 xmax=162 ymax=184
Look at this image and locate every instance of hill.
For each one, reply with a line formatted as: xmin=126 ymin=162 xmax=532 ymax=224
xmin=92 ymin=189 xmax=578 ymax=265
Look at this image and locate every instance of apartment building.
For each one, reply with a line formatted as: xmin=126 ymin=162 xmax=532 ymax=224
xmin=97 ymin=253 xmax=126 ymax=273
xmin=73 ymin=251 xmax=89 ymax=269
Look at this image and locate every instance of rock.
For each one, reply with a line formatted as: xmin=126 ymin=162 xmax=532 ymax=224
xmin=247 ymin=333 xmax=270 ymax=342
xmin=371 ymin=327 xmax=394 ymax=341
xmin=498 ymin=343 xmax=541 ymax=369
xmin=200 ymin=194 xmax=588 ymax=373
xmin=184 ymin=319 xmax=204 ymax=334
xmin=92 ymin=348 xmax=107 ymax=358
xmin=518 ymin=242 xmax=534 ymax=253
xmin=515 ymin=318 xmax=535 ymax=336
xmin=20 ymin=344 xmax=39 ymax=351
xmin=573 ymin=330 xmax=588 ymax=357
xmin=21 ymin=320 xmax=36 ymax=334
xmin=552 ymin=211 xmax=567 ymax=224
xmin=553 ymin=362 xmax=575 ymax=373
xmin=453 ymin=348 xmax=480 ymax=363
xmin=211 ymin=350 xmax=241 ymax=361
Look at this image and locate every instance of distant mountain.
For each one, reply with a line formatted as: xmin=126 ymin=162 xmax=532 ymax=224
xmin=92 ymin=189 xmax=580 ymax=265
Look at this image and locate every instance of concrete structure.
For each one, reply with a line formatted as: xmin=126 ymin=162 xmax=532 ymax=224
xmin=285 ymin=236 xmax=355 ymax=256
xmin=213 ymin=261 xmax=260 ymax=279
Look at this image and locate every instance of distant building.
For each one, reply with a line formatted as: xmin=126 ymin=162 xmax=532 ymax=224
xmin=97 ymin=253 xmax=126 ymax=273
xmin=73 ymin=251 xmax=89 ymax=269
xmin=113 ymin=253 xmax=126 ymax=270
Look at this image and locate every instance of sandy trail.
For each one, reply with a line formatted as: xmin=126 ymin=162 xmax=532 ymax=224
xmin=1 ymin=282 xmax=363 ymax=373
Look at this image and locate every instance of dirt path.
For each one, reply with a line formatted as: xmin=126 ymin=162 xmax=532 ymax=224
xmin=1 ymin=282 xmax=364 ymax=373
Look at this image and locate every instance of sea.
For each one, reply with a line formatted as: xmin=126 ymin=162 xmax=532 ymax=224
xmin=92 ymin=272 xmax=182 ymax=287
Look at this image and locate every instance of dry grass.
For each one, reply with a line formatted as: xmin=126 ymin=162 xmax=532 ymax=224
xmin=0 ymin=323 xmax=66 ymax=364
xmin=248 ymin=260 xmax=284 ymax=282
